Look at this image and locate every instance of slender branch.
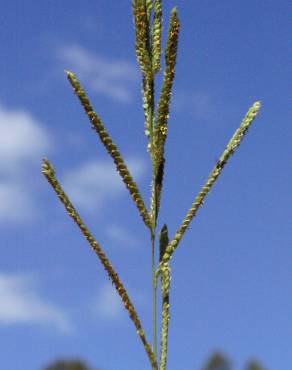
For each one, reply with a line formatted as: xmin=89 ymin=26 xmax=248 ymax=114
xmin=42 ymin=159 xmax=158 ymax=370
xmin=151 ymin=232 xmax=158 ymax=359
xmin=66 ymin=71 xmax=151 ymax=230
xmin=157 ymin=101 xmax=261 ymax=270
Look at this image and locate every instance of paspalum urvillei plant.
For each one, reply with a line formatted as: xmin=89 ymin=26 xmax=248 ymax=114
xmin=42 ymin=1 xmax=261 ymax=369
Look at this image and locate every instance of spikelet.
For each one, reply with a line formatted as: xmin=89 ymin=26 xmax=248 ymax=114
xmin=146 ymin=0 xmax=153 ymax=22
xmin=132 ymin=0 xmax=152 ymax=79
xmin=159 ymin=262 xmax=170 ymax=370
xmin=150 ymin=8 xmax=180 ymax=225
xmin=66 ymin=71 xmax=151 ymax=230
xmin=157 ymin=224 xmax=170 ymax=369
xmin=152 ymin=0 xmax=162 ymax=74
xmin=158 ymin=101 xmax=261 ymax=268
xmin=42 ymin=159 xmax=158 ymax=369
xmin=142 ymin=76 xmax=154 ymax=146
xmin=153 ymin=7 xmax=180 ymax=160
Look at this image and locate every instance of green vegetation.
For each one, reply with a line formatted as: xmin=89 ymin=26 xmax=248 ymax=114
xmin=42 ymin=1 xmax=261 ymax=369
xmin=43 ymin=359 xmax=92 ymax=370
xmin=43 ymin=353 xmax=266 ymax=370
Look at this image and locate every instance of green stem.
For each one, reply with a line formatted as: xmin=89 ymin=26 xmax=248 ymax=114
xmin=151 ymin=232 xmax=158 ymax=360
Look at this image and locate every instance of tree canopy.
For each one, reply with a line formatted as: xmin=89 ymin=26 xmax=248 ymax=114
xmin=43 ymin=359 xmax=92 ymax=370
xmin=203 ymin=352 xmax=231 ymax=370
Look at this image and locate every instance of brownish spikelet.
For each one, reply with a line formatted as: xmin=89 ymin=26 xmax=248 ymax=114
xmin=41 ymin=159 xmax=158 ymax=369
xmin=155 ymin=8 xmax=180 ymax=135
xmin=66 ymin=71 xmax=151 ymax=230
xmin=152 ymin=8 xmax=180 ymax=170
xmin=132 ymin=0 xmax=152 ymax=78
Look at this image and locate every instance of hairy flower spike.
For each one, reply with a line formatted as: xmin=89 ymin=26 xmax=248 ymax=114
xmin=42 ymin=158 xmax=157 ymax=369
xmin=152 ymin=0 xmax=162 ymax=74
xmin=150 ymin=8 xmax=180 ymax=225
xmin=43 ymin=2 xmax=263 ymax=368
xmin=146 ymin=0 xmax=153 ymax=21
xmin=157 ymin=101 xmax=261 ymax=270
xmin=133 ymin=0 xmax=152 ymax=79
xmin=159 ymin=261 xmax=170 ymax=370
xmin=42 ymin=158 xmax=55 ymax=177
xmin=155 ymin=7 xmax=179 ymax=140
xmin=66 ymin=70 xmax=151 ymax=230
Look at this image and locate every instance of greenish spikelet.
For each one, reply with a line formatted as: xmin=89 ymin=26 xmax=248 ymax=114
xmin=152 ymin=0 xmax=162 ymax=74
xmin=157 ymin=101 xmax=261 ymax=270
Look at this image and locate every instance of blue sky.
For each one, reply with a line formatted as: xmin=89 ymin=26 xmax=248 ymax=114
xmin=0 ymin=1 xmax=290 ymax=370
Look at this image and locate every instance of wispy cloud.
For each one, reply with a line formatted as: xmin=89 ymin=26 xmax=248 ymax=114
xmin=91 ymin=282 xmax=148 ymax=322
xmin=105 ymin=224 xmax=139 ymax=248
xmin=172 ymin=89 xmax=214 ymax=121
xmin=62 ymin=157 xmax=146 ymax=212
xmin=0 ymin=273 xmax=72 ymax=333
xmin=0 ymin=103 xmax=52 ymax=224
xmin=57 ymin=45 xmax=139 ymax=103
xmin=92 ymin=283 xmax=123 ymax=320
xmin=0 ymin=103 xmax=50 ymax=175
xmin=0 ymin=182 xmax=38 ymax=223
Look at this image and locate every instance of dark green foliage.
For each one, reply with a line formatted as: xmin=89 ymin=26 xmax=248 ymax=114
xmin=43 ymin=359 xmax=91 ymax=370
xmin=246 ymin=360 xmax=265 ymax=370
xmin=203 ymin=352 xmax=231 ymax=370
xmin=201 ymin=353 xmax=267 ymax=370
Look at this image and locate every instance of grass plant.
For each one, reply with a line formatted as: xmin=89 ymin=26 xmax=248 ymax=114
xmin=42 ymin=1 xmax=261 ymax=369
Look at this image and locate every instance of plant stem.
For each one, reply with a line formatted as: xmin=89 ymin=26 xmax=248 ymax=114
xmin=151 ymin=232 xmax=158 ymax=361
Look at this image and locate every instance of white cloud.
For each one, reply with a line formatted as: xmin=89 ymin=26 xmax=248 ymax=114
xmin=93 ymin=283 xmax=123 ymax=320
xmin=0 ymin=103 xmax=50 ymax=174
xmin=105 ymin=224 xmax=138 ymax=248
xmin=0 ymin=273 xmax=72 ymax=333
xmin=0 ymin=182 xmax=38 ymax=223
xmin=62 ymin=157 xmax=147 ymax=212
xmin=0 ymin=103 xmax=51 ymax=224
xmin=57 ymin=45 xmax=138 ymax=103
xmin=92 ymin=283 xmax=148 ymax=322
